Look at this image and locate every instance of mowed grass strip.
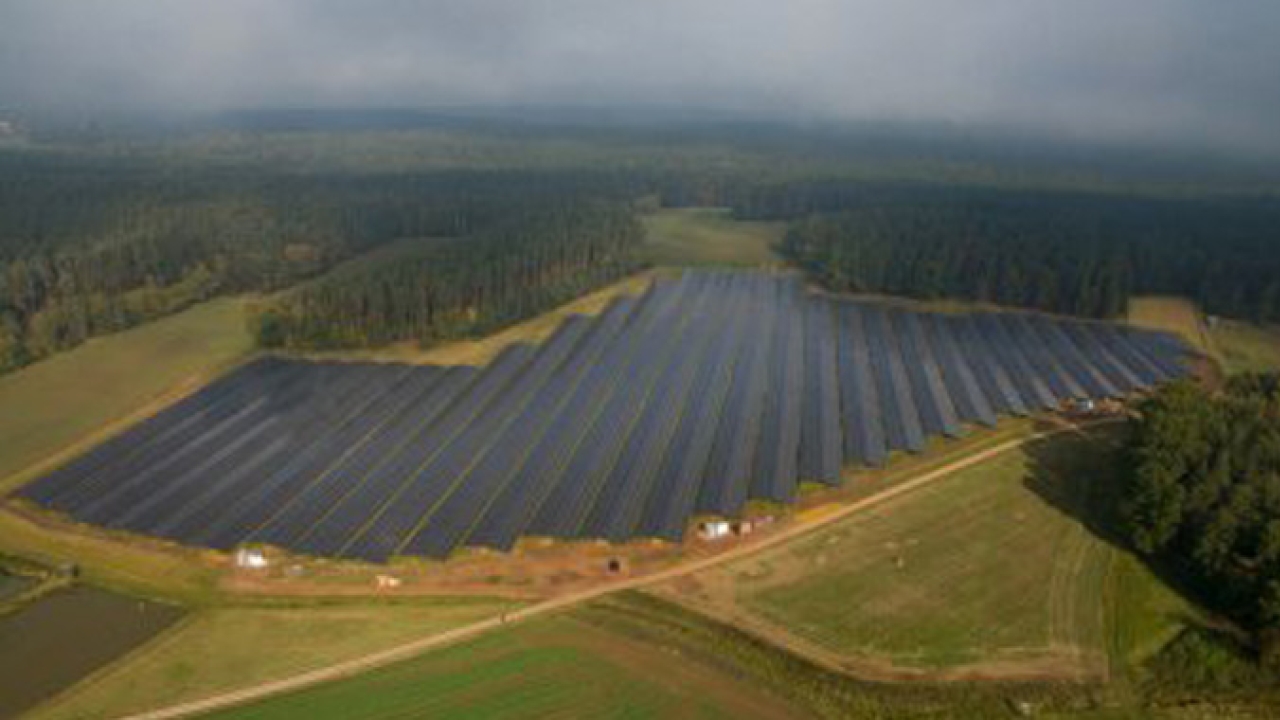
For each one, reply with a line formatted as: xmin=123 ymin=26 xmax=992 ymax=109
xmin=29 ymin=598 xmax=521 ymax=720
xmin=701 ymin=429 xmax=1127 ymax=670
xmin=194 ymin=615 xmax=803 ymax=720
xmin=0 ymin=297 xmax=254 ymax=493
xmin=640 ymin=208 xmax=784 ymax=267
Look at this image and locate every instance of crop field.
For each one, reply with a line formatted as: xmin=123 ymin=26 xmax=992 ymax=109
xmin=16 ymin=271 xmax=1191 ymax=562
xmin=31 ymin=598 xmax=521 ymax=720
xmin=197 ymin=613 xmax=805 ymax=720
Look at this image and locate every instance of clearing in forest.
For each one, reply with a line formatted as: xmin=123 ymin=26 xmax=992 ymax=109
xmin=640 ymin=207 xmax=784 ymax=266
xmin=1209 ymin=319 xmax=1280 ymax=375
xmin=1127 ymin=296 xmax=1214 ymax=356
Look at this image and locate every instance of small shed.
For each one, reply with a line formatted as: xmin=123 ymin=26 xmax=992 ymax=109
xmin=234 ymin=548 xmax=269 ymax=569
xmin=697 ymin=520 xmax=733 ymax=540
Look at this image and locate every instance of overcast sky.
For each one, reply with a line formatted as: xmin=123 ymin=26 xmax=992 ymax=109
xmin=1 ymin=1 xmax=1278 ymax=155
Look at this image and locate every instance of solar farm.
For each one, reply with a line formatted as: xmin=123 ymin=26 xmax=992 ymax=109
xmin=17 ymin=271 xmax=1191 ymax=562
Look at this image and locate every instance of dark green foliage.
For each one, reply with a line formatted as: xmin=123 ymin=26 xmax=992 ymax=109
xmin=1122 ymin=377 xmax=1280 ymax=630
xmin=1144 ymin=626 xmax=1280 ymax=707
xmin=5 ymin=122 xmax=1279 ymax=373
xmin=770 ymin=191 xmax=1280 ymax=321
xmin=0 ymin=148 xmax=648 ymax=372
xmin=251 ymin=202 xmax=643 ymax=350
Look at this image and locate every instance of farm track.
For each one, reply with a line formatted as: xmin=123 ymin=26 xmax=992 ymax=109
xmin=116 ymin=418 xmax=1115 ymax=720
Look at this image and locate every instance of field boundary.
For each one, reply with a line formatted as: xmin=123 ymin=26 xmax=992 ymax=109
xmin=115 ymin=418 xmax=1113 ymax=720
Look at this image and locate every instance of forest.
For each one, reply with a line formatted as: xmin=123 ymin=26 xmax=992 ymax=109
xmin=1123 ymin=376 xmax=1280 ymax=652
xmin=3 ymin=121 xmax=1280 ymax=373
xmin=771 ymin=191 xmax=1280 ymax=321
xmin=250 ymin=201 xmax=643 ymax=349
xmin=0 ymin=148 xmax=649 ymax=371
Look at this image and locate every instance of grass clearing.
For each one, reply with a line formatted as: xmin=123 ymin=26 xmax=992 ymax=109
xmin=0 ymin=297 xmax=254 ymax=494
xmin=0 ymin=509 xmax=221 ymax=605
xmin=661 ymin=426 xmax=1186 ymax=675
xmin=30 ymin=598 xmax=522 ymax=720
xmin=195 ymin=611 xmax=805 ymax=720
xmin=1128 ymin=294 xmax=1280 ymax=376
xmin=1127 ymin=296 xmax=1214 ymax=356
xmin=640 ymin=208 xmax=785 ymax=267
xmin=1209 ymin=319 xmax=1280 ymax=375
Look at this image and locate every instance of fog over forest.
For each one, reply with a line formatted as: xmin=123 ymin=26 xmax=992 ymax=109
xmin=1 ymin=1 xmax=1278 ymax=156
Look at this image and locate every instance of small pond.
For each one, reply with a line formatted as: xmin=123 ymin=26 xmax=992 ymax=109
xmin=0 ymin=584 xmax=185 ymax=718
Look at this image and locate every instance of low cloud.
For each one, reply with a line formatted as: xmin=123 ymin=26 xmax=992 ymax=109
xmin=1 ymin=1 xmax=1277 ymax=155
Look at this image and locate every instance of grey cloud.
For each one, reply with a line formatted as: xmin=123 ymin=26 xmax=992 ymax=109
xmin=1 ymin=1 xmax=1278 ymax=155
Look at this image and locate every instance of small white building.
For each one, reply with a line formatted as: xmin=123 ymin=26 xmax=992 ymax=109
xmin=697 ymin=520 xmax=733 ymax=540
xmin=234 ymin=548 xmax=269 ymax=569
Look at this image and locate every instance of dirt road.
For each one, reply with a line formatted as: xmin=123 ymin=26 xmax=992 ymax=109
xmin=120 ymin=422 xmax=1095 ymax=720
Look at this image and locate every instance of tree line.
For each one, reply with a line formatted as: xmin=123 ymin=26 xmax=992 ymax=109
xmin=5 ymin=128 xmax=1280 ymax=373
xmin=1123 ymin=377 xmax=1280 ymax=653
xmin=250 ymin=201 xmax=644 ymax=350
xmin=767 ymin=189 xmax=1280 ymax=321
xmin=0 ymin=151 xmax=651 ymax=373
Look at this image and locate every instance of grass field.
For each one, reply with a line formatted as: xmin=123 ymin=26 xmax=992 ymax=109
xmin=31 ymin=598 xmax=523 ymax=720
xmin=196 ymin=613 xmax=805 ymax=720
xmin=640 ymin=208 xmax=785 ymax=266
xmin=1209 ymin=319 xmax=1280 ymax=375
xmin=660 ymin=426 xmax=1191 ymax=674
xmin=0 ymin=298 xmax=254 ymax=493
xmin=1127 ymin=295 xmax=1280 ymax=376
xmin=198 ymin=591 xmax=1117 ymax=720
xmin=1127 ymin=297 xmax=1214 ymax=355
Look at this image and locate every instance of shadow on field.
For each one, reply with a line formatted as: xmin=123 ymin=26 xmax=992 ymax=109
xmin=1019 ymin=423 xmax=1218 ymax=637
xmin=1020 ymin=423 xmax=1131 ymax=548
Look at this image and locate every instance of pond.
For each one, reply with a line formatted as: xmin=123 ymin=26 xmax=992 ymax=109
xmin=0 ymin=584 xmax=186 ymax=718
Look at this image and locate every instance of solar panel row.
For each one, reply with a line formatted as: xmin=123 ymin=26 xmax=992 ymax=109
xmin=18 ymin=270 xmax=1194 ymax=561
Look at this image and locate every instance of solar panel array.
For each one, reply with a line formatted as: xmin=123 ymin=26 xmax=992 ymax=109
xmin=18 ymin=271 xmax=1191 ymax=561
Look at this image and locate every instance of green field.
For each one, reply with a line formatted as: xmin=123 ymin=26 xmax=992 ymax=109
xmin=1210 ymin=319 xmax=1280 ymax=375
xmin=640 ymin=208 xmax=785 ymax=267
xmin=665 ymin=427 xmax=1190 ymax=673
xmin=199 ymin=592 xmax=1124 ymax=720
xmin=0 ymin=297 xmax=254 ymax=493
xmin=31 ymin=598 xmax=521 ymax=720
xmin=1126 ymin=297 xmax=1213 ymax=355
xmin=1127 ymin=295 xmax=1280 ymax=377
xmin=198 ymin=613 xmax=804 ymax=720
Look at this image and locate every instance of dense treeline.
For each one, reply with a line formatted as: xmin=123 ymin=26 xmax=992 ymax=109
xmin=251 ymin=201 xmax=644 ymax=349
xmin=0 ymin=150 xmax=653 ymax=372
xmin=1123 ymin=377 xmax=1280 ymax=645
xmin=772 ymin=192 xmax=1280 ymax=320
xmin=5 ymin=119 xmax=1280 ymax=372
